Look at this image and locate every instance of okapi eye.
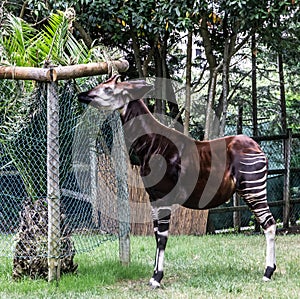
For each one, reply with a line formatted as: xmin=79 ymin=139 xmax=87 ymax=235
xmin=104 ymin=87 xmax=113 ymax=96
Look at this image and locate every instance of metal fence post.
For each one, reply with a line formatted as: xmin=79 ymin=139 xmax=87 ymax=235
xmin=47 ymin=78 xmax=61 ymax=282
xmin=283 ymin=129 xmax=292 ymax=228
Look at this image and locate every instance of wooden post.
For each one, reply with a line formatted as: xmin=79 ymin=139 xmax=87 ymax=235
xmin=119 ymin=233 xmax=130 ymax=266
xmin=117 ymin=161 xmax=130 ymax=265
xmin=47 ymin=78 xmax=61 ymax=282
xmin=283 ymin=129 xmax=292 ymax=228
xmin=233 ymin=193 xmax=241 ymax=232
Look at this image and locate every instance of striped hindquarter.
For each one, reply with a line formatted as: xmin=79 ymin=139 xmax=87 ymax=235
xmin=236 ymin=152 xmax=275 ymax=229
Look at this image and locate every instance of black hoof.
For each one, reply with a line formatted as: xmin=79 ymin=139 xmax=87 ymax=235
xmin=263 ymin=265 xmax=276 ymax=281
xmin=149 ymin=270 xmax=163 ymax=289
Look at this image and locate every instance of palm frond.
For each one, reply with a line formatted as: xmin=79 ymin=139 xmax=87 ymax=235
xmin=2 ymin=14 xmax=38 ymax=66
xmin=64 ymin=34 xmax=91 ymax=64
xmin=1 ymin=11 xmax=98 ymax=67
xmin=37 ymin=12 xmax=92 ymax=65
xmin=40 ymin=12 xmax=69 ymax=64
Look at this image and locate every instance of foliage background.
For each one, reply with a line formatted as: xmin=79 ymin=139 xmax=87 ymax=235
xmin=1 ymin=0 xmax=299 ymax=137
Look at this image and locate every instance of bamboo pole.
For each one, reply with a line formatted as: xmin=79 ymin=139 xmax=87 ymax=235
xmin=0 ymin=60 xmax=129 ymax=81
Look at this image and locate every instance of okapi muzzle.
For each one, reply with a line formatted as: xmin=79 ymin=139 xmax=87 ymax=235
xmin=78 ymin=75 xmax=152 ymax=110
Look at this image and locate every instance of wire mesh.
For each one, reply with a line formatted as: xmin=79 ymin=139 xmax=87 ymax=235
xmin=0 ymin=79 xmax=130 ymax=262
xmin=290 ymin=136 xmax=300 ymax=225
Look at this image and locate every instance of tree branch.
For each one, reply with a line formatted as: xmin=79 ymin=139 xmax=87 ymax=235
xmin=199 ymin=15 xmax=217 ymax=69
xmin=19 ymin=1 xmax=28 ymax=19
xmin=74 ymin=21 xmax=93 ymax=48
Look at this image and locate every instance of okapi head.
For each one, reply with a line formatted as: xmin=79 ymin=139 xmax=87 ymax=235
xmin=78 ymin=75 xmax=152 ymax=110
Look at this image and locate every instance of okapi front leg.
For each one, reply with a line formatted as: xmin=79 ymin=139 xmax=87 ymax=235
xmin=149 ymin=206 xmax=171 ymax=288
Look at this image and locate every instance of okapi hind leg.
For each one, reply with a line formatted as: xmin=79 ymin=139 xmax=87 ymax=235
xmin=242 ymin=202 xmax=277 ymax=281
xmin=263 ymin=223 xmax=276 ymax=281
xmin=247 ymin=200 xmax=277 ymax=281
xmin=245 ymin=205 xmax=277 ymax=281
xmin=149 ymin=206 xmax=171 ymax=289
xmin=236 ymin=152 xmax=276 ymax=281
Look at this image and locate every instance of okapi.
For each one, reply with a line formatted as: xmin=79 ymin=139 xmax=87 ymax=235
xmin=78 ymin=75 xmax=276 ymax=288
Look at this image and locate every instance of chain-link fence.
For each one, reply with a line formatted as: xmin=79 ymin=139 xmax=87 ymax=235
xmin=0 ymin=76 xmax=130 ymax=279
xmin=209 ymin=134 xmax=300 ymax=231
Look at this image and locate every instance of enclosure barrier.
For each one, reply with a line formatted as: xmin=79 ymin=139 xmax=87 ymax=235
xmin=0 ymin=59 xmax=130 ymax=282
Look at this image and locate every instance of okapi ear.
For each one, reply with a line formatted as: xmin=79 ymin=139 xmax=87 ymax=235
xmin=119 ymin=79 xmax=153 ymax=100
xmin=103 ymin=74 xmax=121 ymax=84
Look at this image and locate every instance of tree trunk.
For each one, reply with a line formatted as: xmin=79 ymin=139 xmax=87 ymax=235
xmin=154 ymin=46 xmax=164 ymax=115
xmin=204 ymin=68 xmax=218 ymax=140
xmin=237 ymin=105 xmax=243 ymax=134
xmin=219 ymin=38 xmax=230 ymax=136
xmin=184 ymin=31 xmax=193 ymax=136
xmin=278 ymin=52 xmax=287 ymax=133
xmin=251 ymin=33 xmax=258 ymax=137
xmin=131 ymin=31 xmax=144 ymax=78
xmin=152 ymin=36 xmax=183 ymax=130
xmin=200 ymin=15 xmax=218 ymax=140
xmin=143 ymin=37 xmax=157 ymax=77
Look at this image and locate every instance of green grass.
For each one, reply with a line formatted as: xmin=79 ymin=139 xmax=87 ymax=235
xmin=1 ymin=234 xmax=300 ymax=298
